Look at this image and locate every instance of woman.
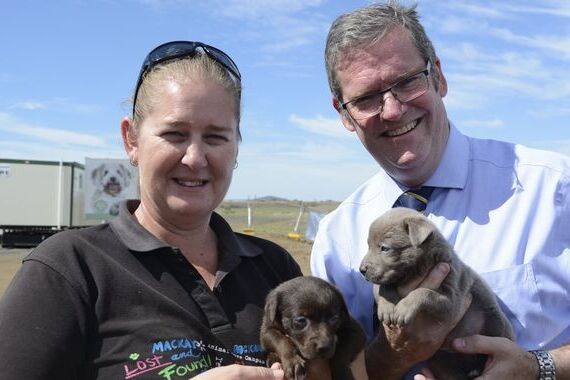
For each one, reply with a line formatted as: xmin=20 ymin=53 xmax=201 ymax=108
xmin=0 ymin=41 xmax=301 ymax=379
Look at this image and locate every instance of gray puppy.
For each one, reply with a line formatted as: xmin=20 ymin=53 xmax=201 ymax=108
xmin=360 ymin=208 xmax=514 ymax=380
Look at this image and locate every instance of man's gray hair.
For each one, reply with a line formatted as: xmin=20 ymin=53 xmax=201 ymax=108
xmin=325 ymin=1 xmax=437 ymax=101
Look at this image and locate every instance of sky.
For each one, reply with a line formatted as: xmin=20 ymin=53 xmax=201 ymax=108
xmin=2 ymin=0 xmax=570 ymax=201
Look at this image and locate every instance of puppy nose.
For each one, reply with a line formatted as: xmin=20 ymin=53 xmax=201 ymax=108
xmin=359 ymin=263 xmax=368 ymax=276
xmin=316 ymin=341 xmax=334 ymax=356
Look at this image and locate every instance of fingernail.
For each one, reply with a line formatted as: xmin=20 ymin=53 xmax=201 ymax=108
xmin=437 ymin=263 xmax=450 ymax=275
xmin=273 ymin=369 xmax=284 ymax=378
xmin=454 ymin=337 xmax=466 ymax=348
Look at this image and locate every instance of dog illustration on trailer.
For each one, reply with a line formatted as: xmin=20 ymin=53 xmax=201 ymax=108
xmin=91 ymin=162 xmax=132 ymax=216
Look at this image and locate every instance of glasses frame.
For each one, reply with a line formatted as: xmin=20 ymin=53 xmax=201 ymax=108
xmin=132 ymin=41 xmax=241 ymax=116
xmin=340 ymin=61 xmax=431 ymax=121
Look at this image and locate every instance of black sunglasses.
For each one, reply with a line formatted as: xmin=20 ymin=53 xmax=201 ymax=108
xmin=132 ymin=41 xmax=241 ymax=115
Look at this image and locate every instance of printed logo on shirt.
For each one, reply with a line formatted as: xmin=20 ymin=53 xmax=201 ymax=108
xmin=122 ymin=337 xmax=265 ymax=379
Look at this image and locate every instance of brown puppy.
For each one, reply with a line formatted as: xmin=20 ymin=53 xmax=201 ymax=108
xmin=260 ymin=276 xmax=366 ymax=380
xmin=360 ymin=208 xmax=514 ymax=380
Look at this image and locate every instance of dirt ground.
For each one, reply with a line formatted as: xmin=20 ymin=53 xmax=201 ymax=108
xmin=0 ymin=248 xmax=30 ymax=296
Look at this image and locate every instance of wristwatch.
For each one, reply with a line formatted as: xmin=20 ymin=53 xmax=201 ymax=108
xmin=530 ymin=350 xmax=556 ymax=380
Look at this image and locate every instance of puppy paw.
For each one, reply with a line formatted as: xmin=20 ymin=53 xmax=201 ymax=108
xmin=376 ymin=305 xmax=395 ymax=325
xmin=283 ymin=355 xmax=306 ymax=380
xmin=393 ymin=306 xmax=418 ymax=326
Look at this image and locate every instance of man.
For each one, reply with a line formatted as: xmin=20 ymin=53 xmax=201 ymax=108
xmin=311 ymin=2 xmax=570 ymax=379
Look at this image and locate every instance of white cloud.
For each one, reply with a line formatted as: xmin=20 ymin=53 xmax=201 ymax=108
xmin=528 ymin=105 xmax=570 ymax=118
xmin=501 ymin=2 xmax=570 ymax=18
xmin=289 ymin=114 xmax=350 ymax=139
xmin=430 ymin=2 xmax=570 ymax=61
xmin=438 ymin=3 xmax=509 ymax=20
xmin=529 ymin=139 xmax=570 ymax=157
xmin=9 ymin=101 xmax=48 ymax=110
xmin=229 ymin=153 xmax=378 ymax=201
xmin=0 ymin=112 xmax=105 ymax=147
xmin=239 ymin=138 xmax=361 ymax=163
xmin=489 ymin=27 xmax=570 ymax=61
xmin=9 ymin=98 xmax=101 ymax=113
xmin=439 ymin=44 xmax=570 ymax=107
xmin=0 ymin=140 xmax=125 ymax=163
xmin=209 ymin=0 xmax=324 ymax=19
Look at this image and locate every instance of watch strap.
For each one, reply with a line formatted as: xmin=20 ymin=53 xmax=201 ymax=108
xmin=530 ymin=350 xmax=556 ymax=380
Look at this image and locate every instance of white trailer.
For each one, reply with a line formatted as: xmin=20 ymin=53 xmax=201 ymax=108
xmin=0 ymin=158 xmax=93 ymax=247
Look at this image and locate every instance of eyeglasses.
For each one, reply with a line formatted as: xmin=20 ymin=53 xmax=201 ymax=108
xmin=132 ymin=41 xmax=241 ymax=115
xmin=340 ymin=61 xmax=431 ymax=121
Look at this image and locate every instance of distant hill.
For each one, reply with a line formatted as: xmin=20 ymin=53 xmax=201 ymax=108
xmin=255 ymin=196 xmax=290 ymax=202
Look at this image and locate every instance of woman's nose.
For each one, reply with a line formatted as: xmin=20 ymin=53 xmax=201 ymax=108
xmin=181 ymin=143 xmax=207 ymax=169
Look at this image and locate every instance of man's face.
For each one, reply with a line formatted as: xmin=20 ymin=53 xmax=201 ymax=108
xmin=334 ymin=26 xmax=449 ymax=187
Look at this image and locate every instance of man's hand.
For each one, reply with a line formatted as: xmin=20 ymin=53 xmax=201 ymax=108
xmin=451 ymin=335 xmax=538 ymax=379
xmin=366 ymin=263 xmax=472 ymax=380
xmin=385 ymin=262 xmax=472 ymax=363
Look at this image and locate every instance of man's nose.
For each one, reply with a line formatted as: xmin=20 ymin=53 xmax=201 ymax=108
xmin=380 ymin=92 xmax=404 ymax=121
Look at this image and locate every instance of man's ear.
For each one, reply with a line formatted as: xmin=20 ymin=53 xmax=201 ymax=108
xmin=120 ymin=117 xmax=138 ymax=165
xmin=405 ymin=216 xmax=434 ymax=247
xmin=432 ymin=57 xmax=448 ymax=97
xmin=332 ymin=97 xmax=356 ymax=132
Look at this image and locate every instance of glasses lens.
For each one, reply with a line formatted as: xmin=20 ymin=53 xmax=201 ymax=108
xmin=347 ymin=93 xmax=384 ymax=120
xmin=202 ymin=46 xmax=241 ymax=80
xmin=346 ymin=70 xmax=429 ymax=120
xmin=392 ymin=73 xmax=429 ymax=103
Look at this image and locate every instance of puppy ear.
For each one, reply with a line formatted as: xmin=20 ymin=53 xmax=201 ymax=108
xmin=405 ymin=217 xmax=434 ymax=247
xmin=264 ymin=290 xmax=281 ymax=325
xmin=331 ymin=285 xmax=351 ymax=323
xmin=92 ymin=164 xmax=103 ymax=182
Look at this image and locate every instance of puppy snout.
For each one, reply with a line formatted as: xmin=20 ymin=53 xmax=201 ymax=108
xmin=359 ymin=262 xmax=369 ymax=276
xmin=315 ymin=338 xmax=335 ymax=358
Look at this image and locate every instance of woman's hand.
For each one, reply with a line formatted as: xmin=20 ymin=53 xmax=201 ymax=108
xmin=193 ymin=363 xmax=285 ymax=380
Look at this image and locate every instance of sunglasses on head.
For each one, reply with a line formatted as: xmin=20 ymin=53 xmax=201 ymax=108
xmin=132 ymin=41 xmax=241 ymax=115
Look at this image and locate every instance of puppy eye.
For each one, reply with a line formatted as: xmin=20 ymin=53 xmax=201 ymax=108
xmin=328 ymin=315 xmax=340 ymax=326
xmin=292 ymin=317 xmax=308 ymax=330
xmin=380 ymin=244 xmax=391 ymax=252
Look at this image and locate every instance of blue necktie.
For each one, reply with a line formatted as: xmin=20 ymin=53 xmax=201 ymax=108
xmin=393 ymin=187 xmax=434 ymax=213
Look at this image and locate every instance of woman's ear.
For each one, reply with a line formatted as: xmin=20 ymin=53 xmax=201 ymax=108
xmin=120 ymin=117 xmax=138 ymax=165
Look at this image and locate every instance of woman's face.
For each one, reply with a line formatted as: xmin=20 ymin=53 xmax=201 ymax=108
xmin=123 ymin=76 xmax=239 ymax=226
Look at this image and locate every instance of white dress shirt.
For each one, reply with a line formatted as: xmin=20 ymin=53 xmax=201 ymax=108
xmin=310 ymin=124 xmax=570 ymax=350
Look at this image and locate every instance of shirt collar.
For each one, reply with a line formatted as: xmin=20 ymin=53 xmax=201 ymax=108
xmin=374 ymin=122 xmax=469 ymax=207
xmin=110 ymin=200 xmax=262 ymax=259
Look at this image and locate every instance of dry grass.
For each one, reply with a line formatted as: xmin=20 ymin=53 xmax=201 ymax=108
xmin=216 ymin=199 xmax=339 ymax=274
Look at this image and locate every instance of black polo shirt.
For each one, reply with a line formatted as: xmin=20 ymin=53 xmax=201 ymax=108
xmin=0 ymin=200 xmax=302 ymax=379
